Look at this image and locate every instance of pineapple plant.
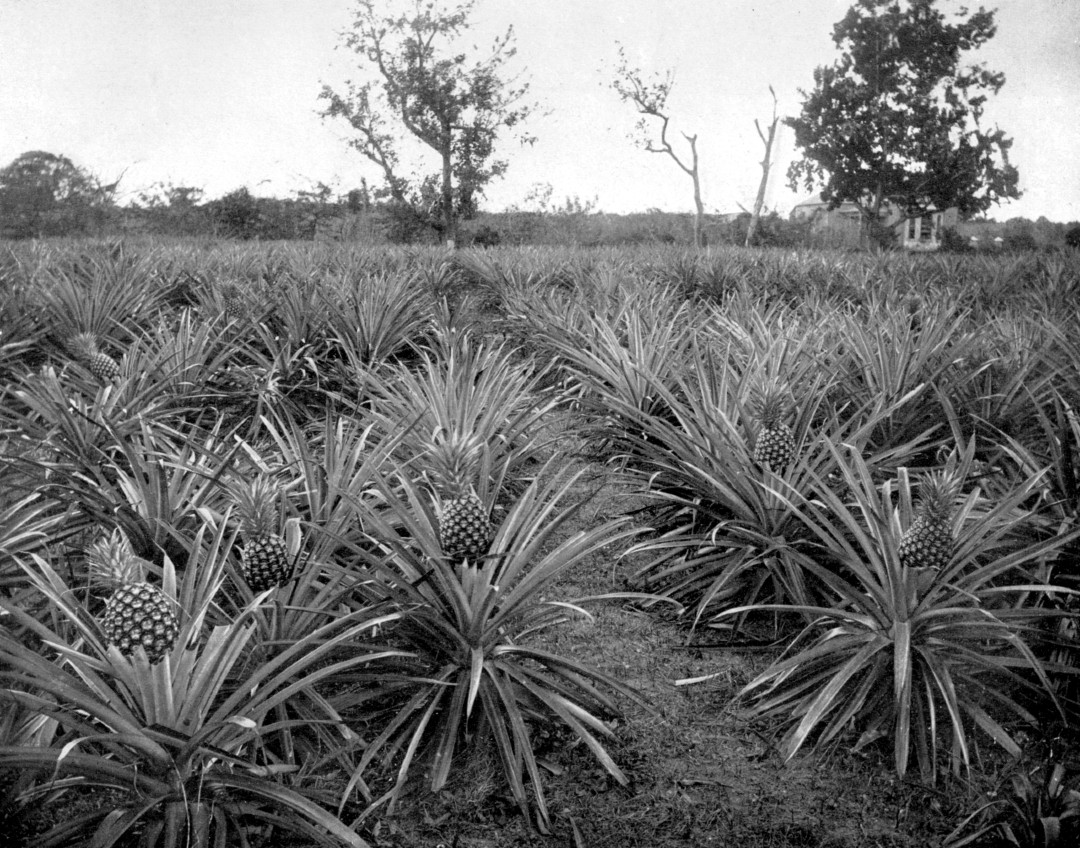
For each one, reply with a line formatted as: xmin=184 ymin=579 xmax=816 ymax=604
xmin=68 ymin=331 xmax=121 ymax=382
xmin=898 ymin=470 xmax=957 ymax=572
xmin=232 ymin=476 xmax=296 ymax=592
xmin=88 ymin=529 xmax=178 ymax=664
xmin=752 ymin=383 xmax=796 ymax=472
xmin=426 ymin=431 xmax=493 ymax=565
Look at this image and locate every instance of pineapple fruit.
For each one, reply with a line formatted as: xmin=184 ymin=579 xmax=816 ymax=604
xmin=69 ymin=331 xmax=121 ymax=382
xmin=88 ymin=529 xmax=178 ymax=664
xmin=220 ymin=282 xmax=246 ymax=324
xmin=898 ymin=471 xmax=956 ymax=572
xmin=233 ymin=476 xmax=296 ymax=592
xmin=426 ymin=431 xmax=493 ymax=565
xmin=440 ymin=489 xmax=492 ymax=564
xmin=752 ymin=384 xmax=796 ymax=472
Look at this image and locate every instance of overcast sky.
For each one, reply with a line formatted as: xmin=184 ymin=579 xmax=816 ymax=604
xmin=1 ymin=0 xmax=1077 ymax=221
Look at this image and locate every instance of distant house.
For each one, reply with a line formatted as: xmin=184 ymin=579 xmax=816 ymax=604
xmin=790 ymin=194 xmax=958 ymax=250
xmin=714 ymin=211 xmax=748 ymax=224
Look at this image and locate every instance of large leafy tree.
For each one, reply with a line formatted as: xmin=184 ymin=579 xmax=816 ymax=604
xmin=786 ymin=0 xmax=1020 ymax=243
xmin=208 ymin=186 xmax=262 ymax=240
xmin=0 ymin=151 xmax=116 ymax=238
xmin=319 ymin=0 xmax=532 ymax=246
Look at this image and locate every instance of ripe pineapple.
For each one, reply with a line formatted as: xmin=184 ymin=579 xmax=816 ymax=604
xmin=440 ymin=489 xmax=492 ymax=564
xmin=752 ymin=384 xmax=796 ymax=472
xmin=898 ymin=471 xmax=957 ymax=572
xmin=88 ymin=529 xmax=178 ymax=664
xmin=426 ymin=432 xmax=493 ymax=565
xmin=233 ymin=476 xmax=296 ymax=592
xmin=220 ymin=282 xmax=246 ymax=324
xmin=69 ymin=331 xmax=120 ymax=382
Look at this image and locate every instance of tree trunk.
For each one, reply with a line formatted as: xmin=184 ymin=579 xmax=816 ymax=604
xmin=692 ymin=177 xmax=704 ymax=249
xmin=746 ymin=89 xmax=779 ymax=248
xmin=688 ymin=135 xmax=703 ymax=248
xmin=863 ymin=179 xmax=888 ymax=250
xmin=440 ymin=122 xmax=456 ymax=248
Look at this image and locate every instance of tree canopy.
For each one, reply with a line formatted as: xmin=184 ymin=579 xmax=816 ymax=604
xmin=786 ymin=0 xmax=1020 ymax=239
xmin=0 ymin=151 xmax=116 ymax=239
xmin=319 ymin=0 xmax=532 ymax=245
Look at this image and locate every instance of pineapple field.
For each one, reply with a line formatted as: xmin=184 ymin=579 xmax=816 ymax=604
xmin=2 ymin=239 xmax=1080 ymax=847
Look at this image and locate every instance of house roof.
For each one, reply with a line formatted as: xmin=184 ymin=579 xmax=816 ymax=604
xmin=792 ymin=192 xmax=955 ymax=216
xmin=791 ymin=193 xmax=861 ymax=213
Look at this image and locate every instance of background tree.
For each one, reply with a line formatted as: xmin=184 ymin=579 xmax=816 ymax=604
xmin=786 ymin=0 xmax=1020 ymax=246
xmin=0 ymin=151 xmax=116 ymax=238
xmin=294 ymin=181 xmax=336 ymax=240
xmin=611 ymin=44 xmax=705 ymax=248
xmin=135 ymin=182 xmax=208 ymax=236
xmin=344 ymin=180 xmax=373 ymax=213
xmin=319 ymin=0 xmax=532 ymax=246
xmin=208 ymin=187 xmax=262 ymax=240
xmin=1002 ymin=217 xmax=1037 ymax=252
xmin=523 ymin=181 xmax=554 ymax=214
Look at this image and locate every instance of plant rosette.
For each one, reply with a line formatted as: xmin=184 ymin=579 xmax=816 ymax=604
xmin=334 ymin=459 xmax=659 ymax=832
xmin=0 ymin=520 xmax=390 ymax=847
xmin=721 ymin=439 xmax=1080 ymax=781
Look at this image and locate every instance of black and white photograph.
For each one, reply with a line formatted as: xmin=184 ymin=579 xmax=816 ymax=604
xmin=1 ymin=2 xmax=1079 ymax=846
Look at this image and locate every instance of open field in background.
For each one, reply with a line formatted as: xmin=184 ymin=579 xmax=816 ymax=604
xmin=2 ymin=240 xmax=1080 ymax=847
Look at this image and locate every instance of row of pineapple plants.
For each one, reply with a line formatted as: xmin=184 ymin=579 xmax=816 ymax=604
xmin=0 ymin=243 xmax=641 ymax=844
xmin=1 ymin=238 xmax=1079 ymax=845
xmin=459 ymin=244 xmax=1080 ymax=843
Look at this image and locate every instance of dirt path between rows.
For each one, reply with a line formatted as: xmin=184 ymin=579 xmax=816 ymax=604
xmin=376 ymin=458 xmax=950 ymax=848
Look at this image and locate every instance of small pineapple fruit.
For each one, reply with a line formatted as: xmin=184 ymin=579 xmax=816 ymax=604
xmin=898 ymin=471 xmax=957 ymax=572
xmin=69 ymin=331 xmax=121 ymax=382
xmin=752 ymin=384 xmax=796 ymax=472
xmin=233 ymin=476 xmax=295 ymax=592
xmin=88 ymin=529 xmax=178 ymax=664
xmin=220 ymin=282 xmax=246 ymax=324
xmin=210 ymin=363 xmax=258 ymax=394
xmin=426 ymin=431 xmax=493 ymax=564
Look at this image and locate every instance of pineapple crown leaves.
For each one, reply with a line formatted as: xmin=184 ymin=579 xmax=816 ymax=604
xmin=423 ymin=427 xmax=487 ymax=499
xmin=904 ymin=440 xmax=978 ymax=525
xmin=219 ymin=278 xmax=252 ymax=302
xmin=750 ymin=381 xmax=794 ymax=426
xmin=230 ymin=474 xmax=287 ymax=538
xmin=68 ymin=330 xmax=104 ymax=359
xmin=87 ymin=528 xmax=148 ymax=590
xmin=913 ymin=470 xmax=961 ymax=522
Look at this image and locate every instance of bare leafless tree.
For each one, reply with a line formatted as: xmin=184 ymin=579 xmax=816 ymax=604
xmin=746 ymin=86 xmax=779 ymax=247
xmin=610 ymin=45 xmax=705 ymax=248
